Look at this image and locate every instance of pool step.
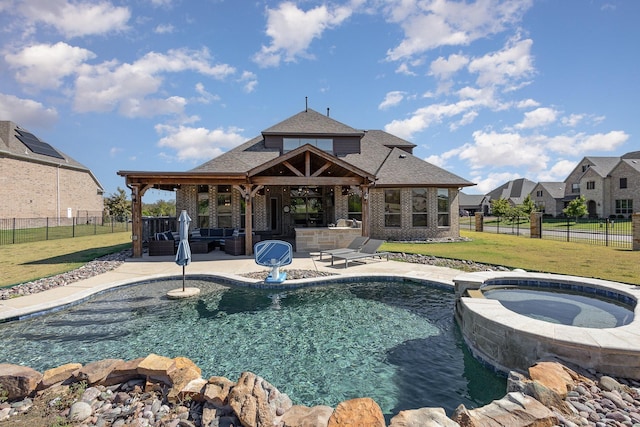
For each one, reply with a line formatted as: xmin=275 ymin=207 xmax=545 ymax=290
xmin=466 ymin=289 xmax=485 ymax=298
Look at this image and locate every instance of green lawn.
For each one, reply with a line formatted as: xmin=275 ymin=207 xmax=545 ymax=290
xmin=1 ymin=230 xmax=638 ymax=288
xmin=0 ymin=232 xmax=131 ymax=288
xmin=382 ymin=230 xmax=640 ymax=285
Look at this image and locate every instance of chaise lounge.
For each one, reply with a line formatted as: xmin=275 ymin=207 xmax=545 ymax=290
xmin=318 ymin=236 xmax=369 ymax=261
xmin=330 ymin=239 xmax=389 ymax=268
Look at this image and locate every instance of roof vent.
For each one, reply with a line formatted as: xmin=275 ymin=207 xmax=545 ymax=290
xmin=399 ymin=154 xmax=407 ymax=159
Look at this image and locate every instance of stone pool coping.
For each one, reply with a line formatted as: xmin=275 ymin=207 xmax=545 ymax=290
xmin=454 ymin=271 xmax=640 ymax=380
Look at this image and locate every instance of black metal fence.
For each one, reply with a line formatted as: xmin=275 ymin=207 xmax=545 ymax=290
xmin=540 ymin=217 xmax=632 ymax=249
xmin=0 ymin=216 xmax=130 ymax=245
xmin=461 ymin=215 xmax=633 ymax=249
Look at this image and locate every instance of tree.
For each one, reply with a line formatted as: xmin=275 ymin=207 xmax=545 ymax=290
xmin=563 ymin=195 xmax=588 ymax=222
xmin=104 ymin=187 xmax=131 ymax=221
xmin=521 ymin=194 xmax=537 ymax=216
xmin=143 ymin=199 xmax=176 ymax=217
xmin=490 ymin=198 xmax=511 ymax=218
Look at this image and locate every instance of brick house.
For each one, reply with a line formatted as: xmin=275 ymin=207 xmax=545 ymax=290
xmin=0 ymin=121 xmax=104 ymax=219
xmin=530 ymin=182 xmax=566 ymax=217
xmin=119 ymin=108 xmax=475 ymax=257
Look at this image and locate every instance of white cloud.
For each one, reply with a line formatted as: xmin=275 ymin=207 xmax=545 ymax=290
xmin=471 ymin=171 xmax=524 ymax=194
xmin=73 ymin=48 xmax=235 ymax=117
xmin=154 ymin=24 xmax=175 ymax=34
xmin=515 ymin=107 xmax=558 ymax=129
xmin=253 ymin=1 xmax=354 ymax=67
xmin=5 ymin=42 xmax=95 ymax=90
xmin=516 ymin=98 xmax=540 ymax=109
xmin=561 ymin=113 xmax=584 ymax=127
xmin=0 ymin=93 xmax=58 ymax=127
xmin=536 ymin=159 xmax=576 ymax=182
xmin=385 ymin=0 xmax=532 ymax=61
xmin=468 ymin=37 xmax=534 ymax=88
xmin=378 ymin=91 xmax=405 ymax=110
xmin=238 ymin=71 xmax=258 ymax=93
xmin=155 ymin=123 xmax=246 ymax=162
xmin=547 ymin=131 xmax=629 ymax=155
xmin=459 ymin=130 xmax=549 ymax=171
xmin=193 ymin=83 xmax=219 ymax=104
xmin=17 ymin=0 xmax=130 ymax=38
xmin=429 ymin=53 xmax=469 ymax=79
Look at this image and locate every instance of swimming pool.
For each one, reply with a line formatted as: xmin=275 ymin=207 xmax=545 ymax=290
xmin=0 ymin=278 xmax=506 ymax=416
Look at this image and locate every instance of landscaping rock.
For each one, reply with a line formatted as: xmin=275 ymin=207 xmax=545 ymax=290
xmin=281 ymin=404 xmax=334 ymax=427
xmin=228 ymin=371 xmax=292 ymax=427
xmin=0 ymin=363 xmax=42 ymax=400
xmin=389 ymin=407 xmax=460 ymax=426
xmin=327 ymin=397 xmax=385 ymax=427
xmin=39 ymin=362 xmax=82 ymax=389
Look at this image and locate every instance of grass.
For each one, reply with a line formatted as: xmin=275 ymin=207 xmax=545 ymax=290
xmin=0 ymin=229 xmax=638 ymax=288
xmin=0 ymin=232 xmax=131 ymax=288
xmin=382 ymin=230 xmax=640 ymax=285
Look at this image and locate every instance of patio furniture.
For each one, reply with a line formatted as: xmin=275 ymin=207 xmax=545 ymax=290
xmin=148 ymin=231 xmax=178 ymax=256
xmin=318 ymin=236 xmax=369 ymax=260
xmin=190 ymin=239 xmax=216 ymax=254
xmin=330 ymin=239 xmax=389 ymax=268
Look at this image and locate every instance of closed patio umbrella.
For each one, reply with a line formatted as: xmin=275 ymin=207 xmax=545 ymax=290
xmin=175 ymin=210 xmax=192 ymax=292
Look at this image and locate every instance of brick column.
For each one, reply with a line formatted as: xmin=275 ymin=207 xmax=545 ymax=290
xmin=530 ymin=212 xmax=542 ymax=238
xmin=633 ymin=213 xmax=640 ymax=251
xmin=474 ymin=212 xmax=483 ymax=232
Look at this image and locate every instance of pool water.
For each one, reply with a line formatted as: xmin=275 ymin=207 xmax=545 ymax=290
xmin=483 ymin=287 xmax=635 ymax=328
xmin=0 ymin=279 xmax=506 ymax=416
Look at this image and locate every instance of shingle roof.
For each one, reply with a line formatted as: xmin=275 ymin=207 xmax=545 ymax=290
xmin=537 ymin=182 xmax=566 ymax=199
xmin=262 ymin=108 xmax=364 ymax=135
xmin=486 ymin=178 xmax=537 ymax=202
xmin=584 ymin=156 xmax=620 ymax=178
xmin=190 ymin=110 xmax=474 ymax=187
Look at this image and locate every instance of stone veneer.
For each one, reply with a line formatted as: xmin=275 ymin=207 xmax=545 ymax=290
xmin=294 ymin=227 xmax=362 ymax=251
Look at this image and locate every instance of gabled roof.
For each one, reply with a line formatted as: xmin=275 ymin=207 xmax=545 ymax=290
xmin=262 ymin=108 xmax=364 ymax=136
xmin=536 ymin=182 xmax=566 ymax=199
xmin=0 ymin=120 xmax=104 ymax=189
xmin=581 ymin=157 xmax=620 ymax=178
xmin=619 ymin=158 xmax=640 ymax=173
xmin=459 ymin=192 xmax=486 ymax=206
xmin=486 ymin=178 xmax=537 ymax=203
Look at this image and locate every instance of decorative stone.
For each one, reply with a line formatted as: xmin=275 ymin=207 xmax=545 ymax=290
xmin=452 ymin=392 xmax=558 ymax=427
xmin=137 ymin=354 xmax=177 ymax=386
xmin=0 ymin=363 xmax=43 ymax=400
xmin=74 ymin=359 xmax=124 ymax=385
xmin=203 ymin=376 xmax=235 ymax=406
xmin=68 ymin=401 xmax=93 ymax=422
xmin=281 ymin=404 xmax=334 ymax=427
xmin=528 ymin=362 xmax=574 ymax=398
xmin=166 ymin=357 xmax=203 ymax=403
xmin=167 ymin=287 xmax=201 ymax=299
xmin=389 ymin=407 xmax=459 ymax=426
xmin=103 ymin=357 xmax=145 ymax=386
xmin=228 ymin=371 xmax=292 ymax=427
xmin=39 ymin=363 xmax=82 ymax=389
xmin=327 ymin=397 xmax=385 ymax=427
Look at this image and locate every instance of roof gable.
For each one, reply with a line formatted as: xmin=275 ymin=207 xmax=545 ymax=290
xmin=261 ymin=108 xmax=364 ymax=136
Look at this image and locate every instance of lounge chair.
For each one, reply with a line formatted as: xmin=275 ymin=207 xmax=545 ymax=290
xmin=330 ymin=239 xmax=389 ymax=268
xmin=318 ymin=236 xmax=369 ymax=260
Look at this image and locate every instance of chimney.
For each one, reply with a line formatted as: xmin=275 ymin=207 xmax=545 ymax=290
xmin=327 ymin=107 xmax=330 ymax=117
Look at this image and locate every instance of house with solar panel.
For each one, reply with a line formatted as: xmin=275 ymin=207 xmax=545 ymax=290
xmin=0 ymin=121 xmax=104 ymax=219
xmin=119 ymin=108 xmax=475 ymax=257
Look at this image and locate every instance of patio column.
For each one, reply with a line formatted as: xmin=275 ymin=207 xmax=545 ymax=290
xmin=237 ymin=184 xmax=263 ymax=256
xmin=361 ymin=185 xmax=370 ymax=237
xmin=129 ymin=184 xmax=145 ymax=258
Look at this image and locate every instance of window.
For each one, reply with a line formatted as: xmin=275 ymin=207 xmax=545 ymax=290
xmin=572 ymin=183 xmax=580 ymax=193
xmin=536 ymin=190 xmax=543 ymax=197
xmin=217 ymin=185 xmax=232 ymax=228
xmin=384 ymin=189 xmax=401 ymax=227
xmin=582 ymin=164 xmax=590 ymax=172
xmin=615 ymin=199 xmax=633 ymax=215
xmin=283 ymin=138 xmax=333 ymax=153
xmin=197 ymin=185 xmax=209 ymax=228
xmin=290 ymin=187 xmax=324 ymax=226
xmin=586 ymin=181 xmax=595 ymax=190
xmin=437 ymin=188 xmax=450 ymax=227
xmin=348 ymin=194 xmax=362 ymax=221
xmin=620 ymin=178 xmax=628 ymax=189
xmin=412 ymin=189 xmax=428 ymax=227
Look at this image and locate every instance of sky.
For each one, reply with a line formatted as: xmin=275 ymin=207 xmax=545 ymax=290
xmin=1 ymin=0 xmax=638 ymax=202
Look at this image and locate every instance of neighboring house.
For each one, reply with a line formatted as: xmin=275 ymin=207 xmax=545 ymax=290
xmin=562 ymin=152 xmax=640 ymax=219
xmin=530 ymin=182 xmax=566 ymax=217
xmin=458 ymin=192 xmax=487 ymax=215
xmin=484 ymin=178 xmax=537 ymax=215
xmin=0 ymin=121 xmax=104 ymax=219
xmin=119 ymin=108 xmax=475 ymax=257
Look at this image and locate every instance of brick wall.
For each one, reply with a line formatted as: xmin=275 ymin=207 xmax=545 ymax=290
xmin=0 ymin=157 xmax=103 ymax=218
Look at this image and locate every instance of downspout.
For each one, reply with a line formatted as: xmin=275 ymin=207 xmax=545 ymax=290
xmin=57 ymin=164 xmax=61 ymax=226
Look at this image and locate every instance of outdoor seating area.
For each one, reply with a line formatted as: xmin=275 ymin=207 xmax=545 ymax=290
xmin=329 ymin=238 xmax=389 ymax=268
xmin=318 ymin=236 xmax=369 ymax=260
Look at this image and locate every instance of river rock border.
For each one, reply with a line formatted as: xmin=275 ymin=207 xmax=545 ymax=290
xmin=1 ymin=355 xmax=639 ymax=426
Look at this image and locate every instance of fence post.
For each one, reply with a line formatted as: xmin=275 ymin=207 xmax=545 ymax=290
xmin=72 ymin=217 xmax=76 ymax=238
xmin=12 ymin=218 xmax=16 ymax=244
xmin=566 ymin=218 xmax=571 ymax=242
xmin=474 ymin=212 xmax=483 ymax=232
xmin=530 ymin=212 xmax=542 ymax=238
xmin=633 ymin=213 xmax=640 ymax=251
xmin=46 ymin=217 xmax=49 ymax=240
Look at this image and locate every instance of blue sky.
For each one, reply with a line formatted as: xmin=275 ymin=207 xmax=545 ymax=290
xmin=1 ymin=0 xmax=637 ymax=202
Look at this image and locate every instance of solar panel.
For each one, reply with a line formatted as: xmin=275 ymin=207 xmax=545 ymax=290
xmin=15 ymin=129 xmax=65 ymax=159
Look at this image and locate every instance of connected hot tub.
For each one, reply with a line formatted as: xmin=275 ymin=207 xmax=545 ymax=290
xmin=454 ymin=271 xmax=640 ymax=379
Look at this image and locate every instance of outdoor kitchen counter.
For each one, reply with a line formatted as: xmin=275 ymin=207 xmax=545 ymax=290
xmin=295 ymin=227 xmax=363 ymax=252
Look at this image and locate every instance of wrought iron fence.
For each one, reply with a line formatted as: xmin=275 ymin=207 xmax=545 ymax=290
xmin=0 ymin=216 xmax=130 ymax=245
xmin=541 ymin=217 xmax=632 ymax=249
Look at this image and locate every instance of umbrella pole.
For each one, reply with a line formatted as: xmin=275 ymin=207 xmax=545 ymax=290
xmin=182 ymin=265 xmax=185 ymax=292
